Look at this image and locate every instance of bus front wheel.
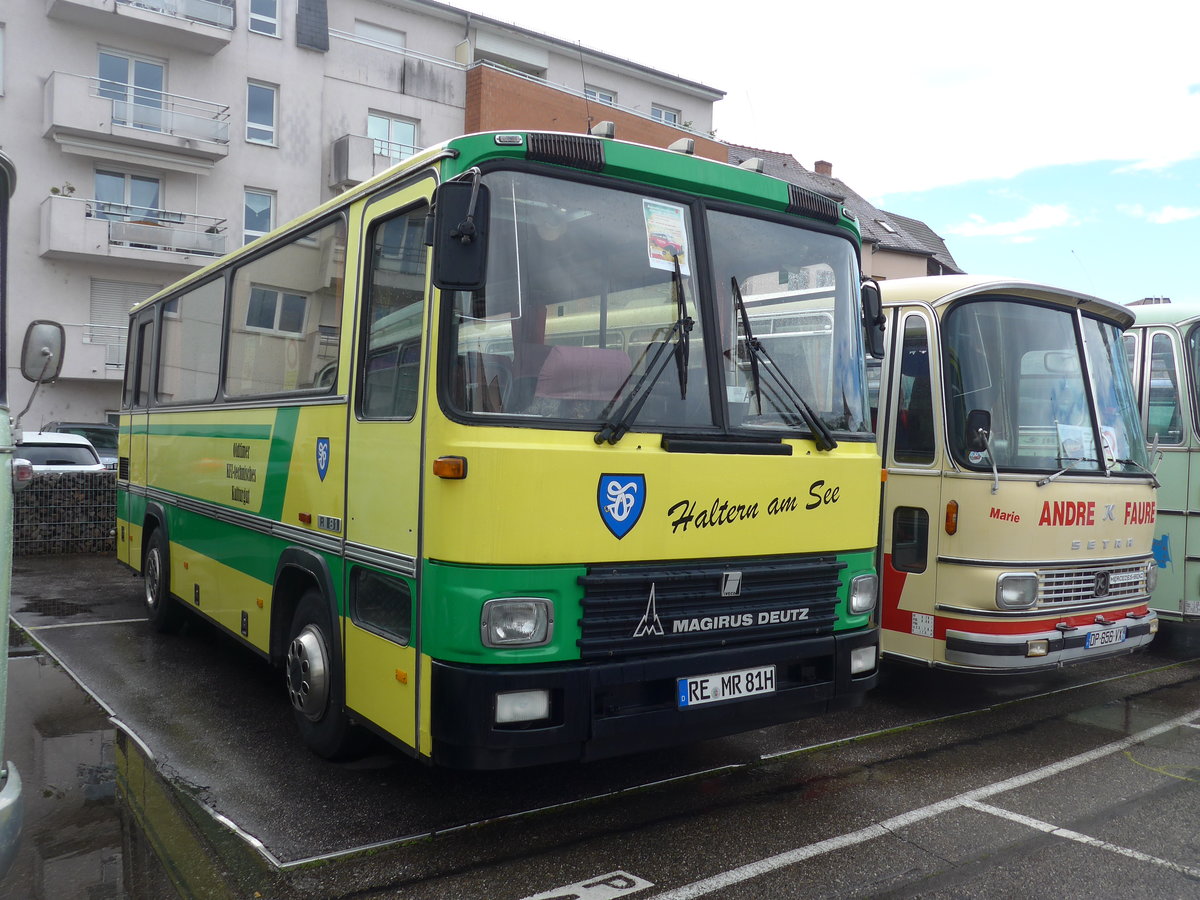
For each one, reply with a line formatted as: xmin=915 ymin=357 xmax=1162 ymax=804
xmin=286 ymin=590 xmax=357 ymax=759
xmin=144 ymin=530 xmax=183 ymax=633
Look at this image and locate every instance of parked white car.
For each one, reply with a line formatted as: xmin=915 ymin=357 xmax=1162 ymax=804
xmin=16 ymin=432 xmax=106 ymax=473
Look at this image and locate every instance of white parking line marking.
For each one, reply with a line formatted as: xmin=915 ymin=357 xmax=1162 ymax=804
xmin=965 ymin=800 xmax=1200 ymax=879
xmin=645 ymin=707 xmax=1200 ymax=900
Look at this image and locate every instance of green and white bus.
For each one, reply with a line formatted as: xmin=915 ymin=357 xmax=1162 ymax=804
xmin=1123 ymin=299 xmax=1200 ymax=630
xmin=117 ymin=131 xmax=884 ymax=769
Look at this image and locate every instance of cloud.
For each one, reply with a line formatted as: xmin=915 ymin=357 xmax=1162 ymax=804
xmin=1119 ymin=203 xmax=1200 ymax=224
xmin=943 ymin=205 xmax=1077 ymax=240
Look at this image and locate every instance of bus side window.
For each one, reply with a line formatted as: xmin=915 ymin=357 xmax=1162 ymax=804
xmin=892 ymin=506 xmax=929 ymax=573
xmin=1148 ymin=333 xmax=1184 ymax=445
xmin=360 ymin=207 xmax=428 ymax=420
xmin=893 ymin=315 xmax=934 ymax=464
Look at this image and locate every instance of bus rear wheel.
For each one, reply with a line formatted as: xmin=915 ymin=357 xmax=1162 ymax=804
xmin=144 ymin=530 xmax=183 ymax=633
xmin=286 ymin=590 xmax=358 ymax=759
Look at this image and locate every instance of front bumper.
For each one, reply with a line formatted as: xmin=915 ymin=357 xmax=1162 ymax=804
xmin=943 ymin=610 xmax=1157 ymax=672
xmin=429 ymin=628 xmax=878 ymax=769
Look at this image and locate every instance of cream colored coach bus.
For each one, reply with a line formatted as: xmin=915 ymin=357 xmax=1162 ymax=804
xmin=871 ymin=276 xmax=1159 ymax=670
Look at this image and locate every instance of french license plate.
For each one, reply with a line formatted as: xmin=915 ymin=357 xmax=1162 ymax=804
xmin=678 ymin=665 xmax=776 ymax=708
xmin=1086 ymin=626 xmax=1127 ymax=649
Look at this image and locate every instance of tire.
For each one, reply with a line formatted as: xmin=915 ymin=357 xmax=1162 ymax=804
xmin=286 ymin=589 xmax=360 ymax=759
xmin=143 ymin=529 xmax=183 ymax=633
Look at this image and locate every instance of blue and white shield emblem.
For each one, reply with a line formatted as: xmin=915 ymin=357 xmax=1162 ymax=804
xmin=598 ymin=474 xmax=646 ymax=539
xmin=316 ymin=437 xmax=330 ymax=481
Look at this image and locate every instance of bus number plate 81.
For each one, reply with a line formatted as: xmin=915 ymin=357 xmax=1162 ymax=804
xmin=678 ymin=665 xmax=776 ymax=708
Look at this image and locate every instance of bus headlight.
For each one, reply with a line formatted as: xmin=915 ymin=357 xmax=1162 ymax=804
xmin=481 ymin=598 xmax=554 ymax=647
xmin=849 ymin=574 xmax=878 ymax=615
xmin=1145 ymin=560 xmax=1158 ymax=594
xmin=996 ymin=573 xmax=1039 ymax=610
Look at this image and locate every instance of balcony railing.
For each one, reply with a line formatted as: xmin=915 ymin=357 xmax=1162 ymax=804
xmin=89 ymin=199 xmax=227 ymax=256
xmin=117 ymin=0 xmax=234 ymax=30
xmin=329 ymin=133 xmax=425 ymax=189
xmin=95 ymin=77 xmax=231 ymax=145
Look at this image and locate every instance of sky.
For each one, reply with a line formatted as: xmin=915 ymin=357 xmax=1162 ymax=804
xmin=452 ymin=0 xmax=1200 ymax=304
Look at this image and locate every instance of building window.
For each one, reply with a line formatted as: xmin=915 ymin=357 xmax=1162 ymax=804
xmin=355 ymin=20 xmax=405 ymax=50
xmin=99 ymin=49 xmax=166 ymax=131
xmin=367 ymin=114 xmax=418 ymax=160
xmin=246 ymin=286 xmax=307 ymax=335
xmin=244 ymin=190 xmax=274 ymax=244
xmin=246 ymin=81 xmax=277 ymax=144
xmin=249 ymin=0 xmax=279 ymax=36
xmin=585 ymin=86 xmax=616 ymax=105
xmin=94 ymin=170 xmax=162 ymax=221
xmin=651 ymin=105 xmax=680 ymax=125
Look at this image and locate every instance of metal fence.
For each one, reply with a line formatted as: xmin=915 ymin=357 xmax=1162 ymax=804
xmin=14 ymin=472 xmax=116 ymax=555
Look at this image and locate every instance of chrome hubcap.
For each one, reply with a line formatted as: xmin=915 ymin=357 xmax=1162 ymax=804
xmin=287 ymin=624 xmax=329 ymax=722
xmin=144 ymin=548 xmax=161 ymax=612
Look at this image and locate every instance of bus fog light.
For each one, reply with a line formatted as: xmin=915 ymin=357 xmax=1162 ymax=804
xmin=1150 ymin=618 xmax=1159 ymax=634
xmin=481 ymin=598 xmax=553 ymax=647
xmin=1145 ymin=561 xmax=1158 ymax=594
xmin=996 ymin=573 xmax=1038 ymax=610
xmin=1026 ymin=639 xmax=1050 ymax=657
xmin=495 ymin=689 xmax=550 ymax=724
xmin=849 ymin=645 xmax=877 ymax=674
xmin=849 ymin=574 xmax=878 ymax=614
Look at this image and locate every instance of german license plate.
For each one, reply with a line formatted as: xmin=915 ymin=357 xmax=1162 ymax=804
xmin=1086 ymin=626 xmax=1127 ymax=649
xmin=678 ymin=665 xmax=776 ymax=708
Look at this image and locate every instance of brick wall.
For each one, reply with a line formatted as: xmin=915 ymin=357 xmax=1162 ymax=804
xmin=466 ymin=66 xmax=727 ymax=162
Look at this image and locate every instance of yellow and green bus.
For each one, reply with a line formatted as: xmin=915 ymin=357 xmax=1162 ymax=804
xmin=117 ymin=131 xmax=883 ymax=769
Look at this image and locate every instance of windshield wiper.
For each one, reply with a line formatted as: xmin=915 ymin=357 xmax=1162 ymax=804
xmin=731 ymin=277 xmax=837 ymax=451
xmin=1112 ymin=457 xmax=1161 ymax=488
xmin=1037 ymin=457 xmax=1100 ymax=487
xmin=594 ymin=255 xmax=693 ymax=445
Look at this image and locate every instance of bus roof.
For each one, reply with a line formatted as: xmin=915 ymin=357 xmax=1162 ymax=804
xmin=1124 ymin=298 xmax=1200 ymax=328
xmin=130 ymin=130 xmax=858 ymax=315
xmin=877 ymin=275 xmax=1134 ymax=329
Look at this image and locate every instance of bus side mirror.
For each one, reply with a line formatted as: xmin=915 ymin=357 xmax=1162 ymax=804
xmin=21 ymin=320 xmax=65 ymax=383
xmin=431 ymin=178 xmax=490 ymax=292
xmin=966 ymin=409 xmax=991 ymax=451
xmin=861 ymin=280 xmax=886 ymax=359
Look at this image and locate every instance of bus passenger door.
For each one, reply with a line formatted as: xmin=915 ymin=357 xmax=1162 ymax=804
xmin=880 ymin=310 xmax=941 ymax=660
xmin=342 ymin=182 xmax=434 ymax=755
xmin=118 ymin=308 xmax=155 ymax=569
xmin=1140 ymin=329 xmax=1190 ymax=619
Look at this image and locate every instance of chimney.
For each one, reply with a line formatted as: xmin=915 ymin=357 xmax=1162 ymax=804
xmin=814 ymin=160 xmax=833 ymax=176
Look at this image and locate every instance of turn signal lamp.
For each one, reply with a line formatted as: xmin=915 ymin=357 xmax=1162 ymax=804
xmin=433 ymin=455 xmax=467 ymax=479
xmin=944 ymin=500 xmax=959 ymax=535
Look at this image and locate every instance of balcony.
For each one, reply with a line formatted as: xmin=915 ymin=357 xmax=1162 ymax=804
xmin=44 ymin=72 xmax=230 ymax=174
xmin=47 ymin=0 xmax=234 ymax=55
xmin=40 ymin=194 xmax=227 ymax=272
xmin=329 ymin=134 xmax=421 ymax=191
xmin=57 ymin=322 xmax=128 ymax=380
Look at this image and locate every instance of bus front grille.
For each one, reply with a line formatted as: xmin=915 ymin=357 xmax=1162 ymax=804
xmin=1036 ymin=562 xmax=1147 ymax=606
xmin=577 ymin=554 xmax=845 ymax=659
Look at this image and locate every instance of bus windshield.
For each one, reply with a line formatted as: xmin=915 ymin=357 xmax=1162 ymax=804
xmin=944 ymin=298 xmax=1148 ymax=474
xmin=445 ymin=169 xmax=870 ymax=439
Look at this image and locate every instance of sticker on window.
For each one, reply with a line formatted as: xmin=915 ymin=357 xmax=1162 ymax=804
xmin=642 ymin=199 xmax=690 ymax=275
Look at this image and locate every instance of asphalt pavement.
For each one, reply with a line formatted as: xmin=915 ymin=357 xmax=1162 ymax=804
xmin=4 ymin=553 xmax=1200 ymax=899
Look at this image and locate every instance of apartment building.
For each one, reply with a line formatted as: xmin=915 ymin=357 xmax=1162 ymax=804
xmin=0 ymin=0 xmax=724 ymax=426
